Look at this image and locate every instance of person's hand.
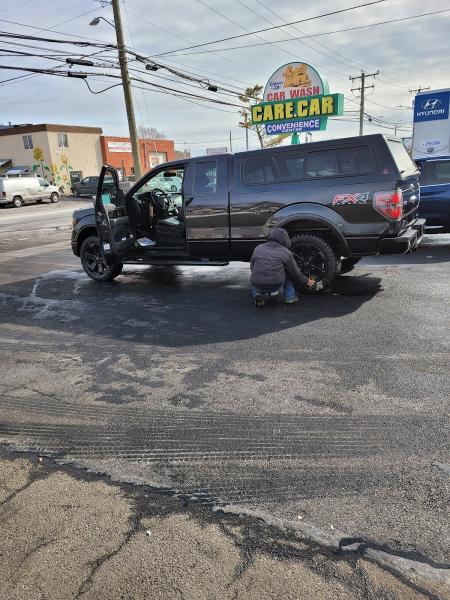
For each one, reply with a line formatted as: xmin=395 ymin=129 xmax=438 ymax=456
xmin=306 ymin=278 xmax=315 ymax=288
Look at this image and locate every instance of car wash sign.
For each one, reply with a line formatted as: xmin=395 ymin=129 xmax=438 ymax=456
xmin=251 ymin=62 xmax=344 ymax=135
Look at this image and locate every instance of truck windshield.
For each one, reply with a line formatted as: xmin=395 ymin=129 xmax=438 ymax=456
xmin=387 ymin=139 xmax=418 ymax=176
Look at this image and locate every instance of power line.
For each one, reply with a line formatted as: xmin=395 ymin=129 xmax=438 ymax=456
xmin=250 ymin=0 xmax=365 ymax=72
xmin=220 ymin=0 xmax=351 ymax=80
xmin=130 ymin=83 xmax=239 ymax=114
xmin=409 ymin=85 xmax=430 ymax=95
xmin=0 ymin=63 xmax=245 ymax=108
xmin=0 ymin=30 xmax=113 ymax=48
xmin=0 ymin=15 xmax=108 ymax=44
xmin=152 ymin=0 xmax=387 ymax=57
xmin=166 ymin=7 xmax=450 ymax=58
xmin=1 ymin=0 xmax=37 ymax=13
xmin=195 ymin=0 xmax=289 ymax=63
xmin=124 ymin=7 xmax=267 ymax=78
xmin=0 ymin=5 xmax=113 ymax=89
xmin=0 ymin=29 xmax=249 ymax=101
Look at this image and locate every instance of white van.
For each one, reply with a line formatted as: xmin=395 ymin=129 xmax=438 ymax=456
xmin=0 ymin=176 xmax=60 ymax=208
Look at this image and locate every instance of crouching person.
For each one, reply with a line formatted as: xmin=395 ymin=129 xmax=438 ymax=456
xmin=250 ymin=228 xmax=314 ymax=306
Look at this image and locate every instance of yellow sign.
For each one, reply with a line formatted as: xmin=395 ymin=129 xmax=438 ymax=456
xmin=251 ymin=93 xmax=344 ymax=126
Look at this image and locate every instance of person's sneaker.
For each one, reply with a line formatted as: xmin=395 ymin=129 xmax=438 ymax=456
xmin=313 ymin=281 xmax=324 ymax=292
xmin=254 ymin=294 xmax=266 ymax=307
xmin=285 ymin=295 xmax=299 ymax=304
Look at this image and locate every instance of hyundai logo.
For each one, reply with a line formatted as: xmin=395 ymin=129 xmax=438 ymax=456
xmin=422 ymin=98 xmax=441 ymax=110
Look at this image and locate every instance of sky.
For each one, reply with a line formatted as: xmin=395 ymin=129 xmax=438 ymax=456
xmin=0 ymin=0 xmax=449 ymax=155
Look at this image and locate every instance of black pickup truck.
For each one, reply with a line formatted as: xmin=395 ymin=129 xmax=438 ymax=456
xmin=71 ymin=134 xmax=425 ymax=287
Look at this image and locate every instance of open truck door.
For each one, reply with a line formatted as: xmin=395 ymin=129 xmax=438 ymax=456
xmin=94 ymin=165 xmax=134 ymax=264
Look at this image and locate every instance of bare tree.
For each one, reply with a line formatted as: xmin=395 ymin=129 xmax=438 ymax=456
xmin=138 ymin=125 xmax=167 ymax=139
xmin=238 ymin=85 xmax=289 ymax=149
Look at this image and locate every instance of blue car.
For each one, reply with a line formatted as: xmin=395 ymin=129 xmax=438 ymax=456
xmin=417 ymin=157 xmax=450 ymax=233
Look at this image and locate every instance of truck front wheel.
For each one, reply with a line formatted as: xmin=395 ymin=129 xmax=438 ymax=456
xmin=290 ymin=233 xmax=339 ymax=291
xmin=80 ymin=235 xmax=123 ymax=282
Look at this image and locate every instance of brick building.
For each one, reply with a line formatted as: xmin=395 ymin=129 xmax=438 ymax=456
xmin=100 ymin=136 xmax=176 ymax=176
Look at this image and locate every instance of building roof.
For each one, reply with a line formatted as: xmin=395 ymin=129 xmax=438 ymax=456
xmin=0 ymin=124 xmax=103 ymax=137
xmin=6 ymin=166 xmax=31 ymax=175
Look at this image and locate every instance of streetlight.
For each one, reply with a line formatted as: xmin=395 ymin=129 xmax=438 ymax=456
xmin=89 ymin=16 xmax=115 ymax=27
xmin=89 ymin=4 xmax=142 ymax=179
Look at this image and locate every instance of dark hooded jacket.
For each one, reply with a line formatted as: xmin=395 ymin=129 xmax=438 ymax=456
xmin=250 ymin=228 xmax=308 ymax=288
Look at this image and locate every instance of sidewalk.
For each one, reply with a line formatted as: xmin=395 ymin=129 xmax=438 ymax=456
xmin=1 ymin=451 xmax=446 ymax=600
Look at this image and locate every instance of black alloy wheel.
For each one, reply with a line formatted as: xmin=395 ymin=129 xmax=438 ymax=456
xmin=80 ymin=235 xmax=123 ymax=282
xmin=290 ymin=233 xmax=340 ymax=291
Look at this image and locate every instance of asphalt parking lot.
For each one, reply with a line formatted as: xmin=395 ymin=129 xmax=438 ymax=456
xmin=0 ymin=202 xmax=449 ymax=597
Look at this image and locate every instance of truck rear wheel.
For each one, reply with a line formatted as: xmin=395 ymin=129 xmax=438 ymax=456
xmin=80 ymin=235 xmax=123 ymax=282
xmin=12 ymin=196 xmax=23 ymax=208
xmin=290 ymin=233 xmax=339 ymax=291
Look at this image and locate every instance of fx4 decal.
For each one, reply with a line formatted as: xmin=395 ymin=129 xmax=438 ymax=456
xmin=332 ymin=192 xmax=370 ymax=206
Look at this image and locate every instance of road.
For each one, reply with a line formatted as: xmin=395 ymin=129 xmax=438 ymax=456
xmin=0 ymin=201 xmax=449 ymax=595
xmin=0 ymin=198 xmax=88 ymax=252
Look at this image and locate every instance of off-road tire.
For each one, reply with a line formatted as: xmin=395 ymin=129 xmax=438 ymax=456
xmin=80 ymin=235 xmax=123 ymax=282
xmin=12 ymin=196 xmax=23 ymax=208
xmin=340 ymin=257 xmax=362 ymax=275
xmin=290 ymin=233 xmax=339 ymax=291
xmin=50 ymin=192 xmax=59 ymax=203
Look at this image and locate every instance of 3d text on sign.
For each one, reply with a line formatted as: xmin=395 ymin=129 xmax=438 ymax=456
xmin=251 ymin=93 xmax=344 ymax=126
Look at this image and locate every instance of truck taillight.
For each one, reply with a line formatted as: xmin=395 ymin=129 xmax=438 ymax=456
xmin=373 ymin=189 xmax=403 ymax=221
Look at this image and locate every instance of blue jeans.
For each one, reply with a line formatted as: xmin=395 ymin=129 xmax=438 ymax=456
xmin=251 ymin=279 xmax=297 ymax=301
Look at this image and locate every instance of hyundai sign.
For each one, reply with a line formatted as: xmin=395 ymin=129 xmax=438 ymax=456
xmin=414 ymin=91 xmax=450 ymax=123
xmin=412 ymin=89 xmax=450 ymax=159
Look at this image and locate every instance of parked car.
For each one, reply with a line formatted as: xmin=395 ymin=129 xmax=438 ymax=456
xmin=0 ymin=176 xmax=59 ymax=208
xmin=71 ymin=134 xmax=425 ymax=285
xmin=148 ymin=173 xmax=183 ymax=193
xmin=73 ymin=175 xmax=120 ymax=198
xmin=72 ymin=176 xmax=99 ymax=197
xmin=416 ymin=157 xmax=450 ymax=233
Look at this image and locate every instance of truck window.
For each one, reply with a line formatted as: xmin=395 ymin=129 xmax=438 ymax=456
xmin=275 ymin=154 xmax=305 ymax=180
xmin=194 ymin=161 xmax=217 ymax=195
xmin=306 ymin=150 xmax=339 ymax=178
xmin=242 ymin=157 xmax=277 ymax=184
xmin=386 ymin=139 xmax=417 ymax=175
xmin=339 ymin=146 xmax=376 ymax=174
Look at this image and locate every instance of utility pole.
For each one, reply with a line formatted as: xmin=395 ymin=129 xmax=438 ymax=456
xmin=244 ymin=111 xmax=249 ymax=151
xmin=239 ymin=110 xmax=249 ymax=150
xmin=229 ymin=130 xmax=233 ymax=153
xmin=111 ymin=0 xmax=142 ymax=178
xmin=409 ymin=85 xmax=430 ymax=95
xmin=409 ymin=85 xmax=430 ymax=109
xmin=349 ymin=70 xmax=379 ymax=136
